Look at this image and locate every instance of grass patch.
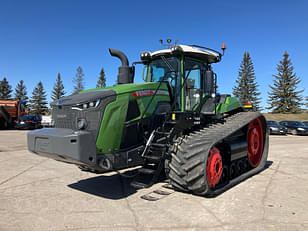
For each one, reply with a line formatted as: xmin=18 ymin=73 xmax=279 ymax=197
xmin=263 ymin=113 xmax=308 ymax=122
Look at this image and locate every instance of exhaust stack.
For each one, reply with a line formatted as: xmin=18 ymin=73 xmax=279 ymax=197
xmin=109 ymin=48 xmax=135 ymax=84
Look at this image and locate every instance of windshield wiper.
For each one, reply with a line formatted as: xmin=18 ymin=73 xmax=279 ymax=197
xmin=161 ymin=56 xmax=176 ymax=73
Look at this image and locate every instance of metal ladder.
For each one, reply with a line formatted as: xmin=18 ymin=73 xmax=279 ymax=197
xmin=130 ymin=125 xmax=172 ymax=189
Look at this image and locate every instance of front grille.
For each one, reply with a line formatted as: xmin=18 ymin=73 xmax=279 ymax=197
xmin=53 ymin=108 xmax=76 ymax=129
xmin=51 ymin=95 xmax=116 ymax=142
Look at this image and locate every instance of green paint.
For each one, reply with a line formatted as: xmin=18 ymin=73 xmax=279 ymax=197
xmin=95 ymin=81 xmax=170 ymax=154
xmin=191 ymin=95 xmax=242 ymax=114
xmin=215 ymin=96 xmax=242 ymax=113
xmin=96 ymin=93 xmax=128 ymax=153
xmin=83 ymin=82 xmax=167 ymax=95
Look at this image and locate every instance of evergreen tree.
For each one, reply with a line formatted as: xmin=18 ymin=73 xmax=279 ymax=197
xmin=232 ymin=51 xmax=261 ymax=111
xmin=96 ymin=68 xmax=106 ymax=88
xmin=73 ymin=66 xmax=85 ymax=94
xmin=305 ymin=96 xmax=308 ymax=111
xmin=267 ymin=52 xmax=303 ymax=113
xmin=51 ymin=73 xmax=65 ymax=101
xmin=14 ymin=80 xmax=28 ymax=103
xmin=29 ymin=81 xmax=48 ymax=114
xmin=0 ymin=77 xmax=13 ymax=100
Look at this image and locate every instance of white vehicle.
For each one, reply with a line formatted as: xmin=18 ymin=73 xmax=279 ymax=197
xmin=41 ymin=115 xmax=53 ymax=127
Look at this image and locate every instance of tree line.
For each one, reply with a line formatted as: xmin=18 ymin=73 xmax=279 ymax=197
xmin=0 ymin=52 xmax=307 ymax=115
xmin=232 ymin=51 xmax=306 ymax=113
xmin=0 ymin=66 xmax=106 ymax=114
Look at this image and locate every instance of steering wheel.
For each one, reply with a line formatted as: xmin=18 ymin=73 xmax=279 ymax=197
xmin=161 ymin=71 xmax=176 ymax=87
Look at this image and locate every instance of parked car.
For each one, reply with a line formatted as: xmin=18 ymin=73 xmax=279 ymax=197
xmin=303 ymin=121 xmax=308 ymax=127
xmin=279 ymin=120 xmax=308 ymax=135
xmin=266 ymin=120 xmax=287 ymax=135
xmin=15 ymin=115 xmax=42 ymax=130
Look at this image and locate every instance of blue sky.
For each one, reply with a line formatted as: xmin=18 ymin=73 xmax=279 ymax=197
xmin=0 ymin=0 xmax=307 ymax=111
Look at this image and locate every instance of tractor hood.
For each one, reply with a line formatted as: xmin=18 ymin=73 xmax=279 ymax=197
xmin=51 ymin=82 xmax=169 ymax=108
xmin=83 ymin=82 xmax=169 ymax=97
xmin=51 ymin=90 xmax=116 ymax=107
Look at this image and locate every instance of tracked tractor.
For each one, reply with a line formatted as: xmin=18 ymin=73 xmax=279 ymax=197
xmin=28 ymin=44 xmax=268 ymax=196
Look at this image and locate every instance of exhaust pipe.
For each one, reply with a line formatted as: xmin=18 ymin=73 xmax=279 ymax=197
xmin=109 ymin=48 xmax=135 ymax=84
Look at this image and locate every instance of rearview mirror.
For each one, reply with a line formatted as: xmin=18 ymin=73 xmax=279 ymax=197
xmin=142 ymin=66 xmax=148 ymax=81
xmin=205 ymin=71 xmax=215 ymax=96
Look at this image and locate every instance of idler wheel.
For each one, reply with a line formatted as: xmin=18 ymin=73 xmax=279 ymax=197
xmin=206 ymin=147 xmax=223 ymax=188
xmin=248 ymin=118 xmax=264 ymax=167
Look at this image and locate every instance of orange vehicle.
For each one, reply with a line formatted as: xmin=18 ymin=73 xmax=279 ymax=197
xmin=0 ymin=100 xmax=26 ymax=128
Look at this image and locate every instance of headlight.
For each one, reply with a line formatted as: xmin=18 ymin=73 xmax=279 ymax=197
xmin=77 ymin=119 xmax=87 ymax=130
xmin=72 ymin=99 xmax=100 ymax=110
xmin=297 ymin=128 xmax=305 ymax=131
xmin=271 ymin=127 xmax=278 ymax=131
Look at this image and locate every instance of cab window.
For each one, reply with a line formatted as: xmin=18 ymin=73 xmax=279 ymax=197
xmin=146 ymin=57 xmax=179 ymax=88
xmin=184 ymin=58 xmax=205 ymax=111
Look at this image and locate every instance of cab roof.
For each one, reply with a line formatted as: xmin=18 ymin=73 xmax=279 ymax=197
xmin=141 ymin=45 xmax=222 ymax=64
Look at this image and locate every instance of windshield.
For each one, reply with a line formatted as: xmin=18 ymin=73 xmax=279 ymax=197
xmin=146 ymin=56 xmax=179 ymax=86
xmin=288 ymin=121 xmax=305 ymax=126
xmin=22 ymin=115 xmax=40 ymax=121
xmin=267 ymin=120 xmax=279 ymax=126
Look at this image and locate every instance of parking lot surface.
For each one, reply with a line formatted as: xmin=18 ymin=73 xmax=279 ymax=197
xmin=0 ymin=130 xmax=307 ymax=231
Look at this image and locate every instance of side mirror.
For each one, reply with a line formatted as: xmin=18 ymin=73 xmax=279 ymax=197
xmin=142 ymin=66 xmax=147 ymax=81
xmin=205 ymin=71 xmax=215 ymax=96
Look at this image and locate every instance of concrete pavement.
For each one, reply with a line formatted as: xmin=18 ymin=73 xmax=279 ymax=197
xmin=0 ymin=130 xmax=307 ymax=230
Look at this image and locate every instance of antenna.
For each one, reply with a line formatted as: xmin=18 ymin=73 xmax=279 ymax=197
xmin=159 ymin=39 xmax=178 ymax=49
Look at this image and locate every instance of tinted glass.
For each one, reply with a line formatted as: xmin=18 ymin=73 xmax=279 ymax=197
xmin=267 ymin=121 xmax=279 ymax=126
xmin=288 ymin=121 xmax=305 ymax=126
xmin=147 ymin=57 xmax=179 ymax=87
xmin=184 ymin=58 xmax=205 ymax=111
xmin=22 ymin=115 xmax=40 ymax=121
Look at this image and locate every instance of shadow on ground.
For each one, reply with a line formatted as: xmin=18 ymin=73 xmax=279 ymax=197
xmin=265 ymin=160 xmax=273 ymax=169
xmin=68 ymin=169 xmax=138 ymax=200
xmin=68 ymin=161 xmax=274 ymax=200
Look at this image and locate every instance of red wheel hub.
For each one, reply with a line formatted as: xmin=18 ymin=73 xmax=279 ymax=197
xmin=248 ymin=118 xmax=264 ymax=167
xmin=206 ymin=147 xmax=223 ymax=188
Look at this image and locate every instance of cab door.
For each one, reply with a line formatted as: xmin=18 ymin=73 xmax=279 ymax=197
xmin=183 ymin=58 xmax=206 ymax=111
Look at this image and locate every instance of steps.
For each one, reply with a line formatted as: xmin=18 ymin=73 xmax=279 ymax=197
xmin=130 ymin=127 xmax=171 ymax=189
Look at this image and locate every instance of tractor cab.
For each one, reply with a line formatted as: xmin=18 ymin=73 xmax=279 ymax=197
xmin=140 ymin=45 xmax=223 ymax=113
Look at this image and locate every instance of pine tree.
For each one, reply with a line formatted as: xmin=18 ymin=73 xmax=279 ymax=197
xmin=29 ymin=81 xmax=48 ymax=114
xmin=51 ymin=73 xmax=65 ymax=101
xmin=14 ymin=80 xmax=28 ymax=103
xmin=305 ymin=96 xmax=308 ymax=111
xmin=0 ymin=77 xmax=13 ymax=100
xmin=96 ymin=68 xmax=106 ymax=88
xmin=232 ymin=51 xmax=261 ymax=110
xmin=267 ymin=52 xmax=303 ymax=113
xmin=73 ymin=66 xmax=85 ymax=94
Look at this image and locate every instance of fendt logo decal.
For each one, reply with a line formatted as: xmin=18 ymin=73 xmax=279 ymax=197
xmin=131 ymin=90 xmax=169 ymax=98
xmin=56 ymin=98 xmax=71 ymax=106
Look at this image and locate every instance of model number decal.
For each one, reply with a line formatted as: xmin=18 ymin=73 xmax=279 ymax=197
xmin=131 ymin=90 xmax=169 ymax=98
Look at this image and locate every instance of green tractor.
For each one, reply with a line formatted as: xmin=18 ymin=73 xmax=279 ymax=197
xmin=28 ymin=44 xmax=268 ymax=196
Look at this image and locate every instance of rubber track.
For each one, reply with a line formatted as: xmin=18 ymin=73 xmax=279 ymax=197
xmin=168 ymin=111 xmax=267 ymax=196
